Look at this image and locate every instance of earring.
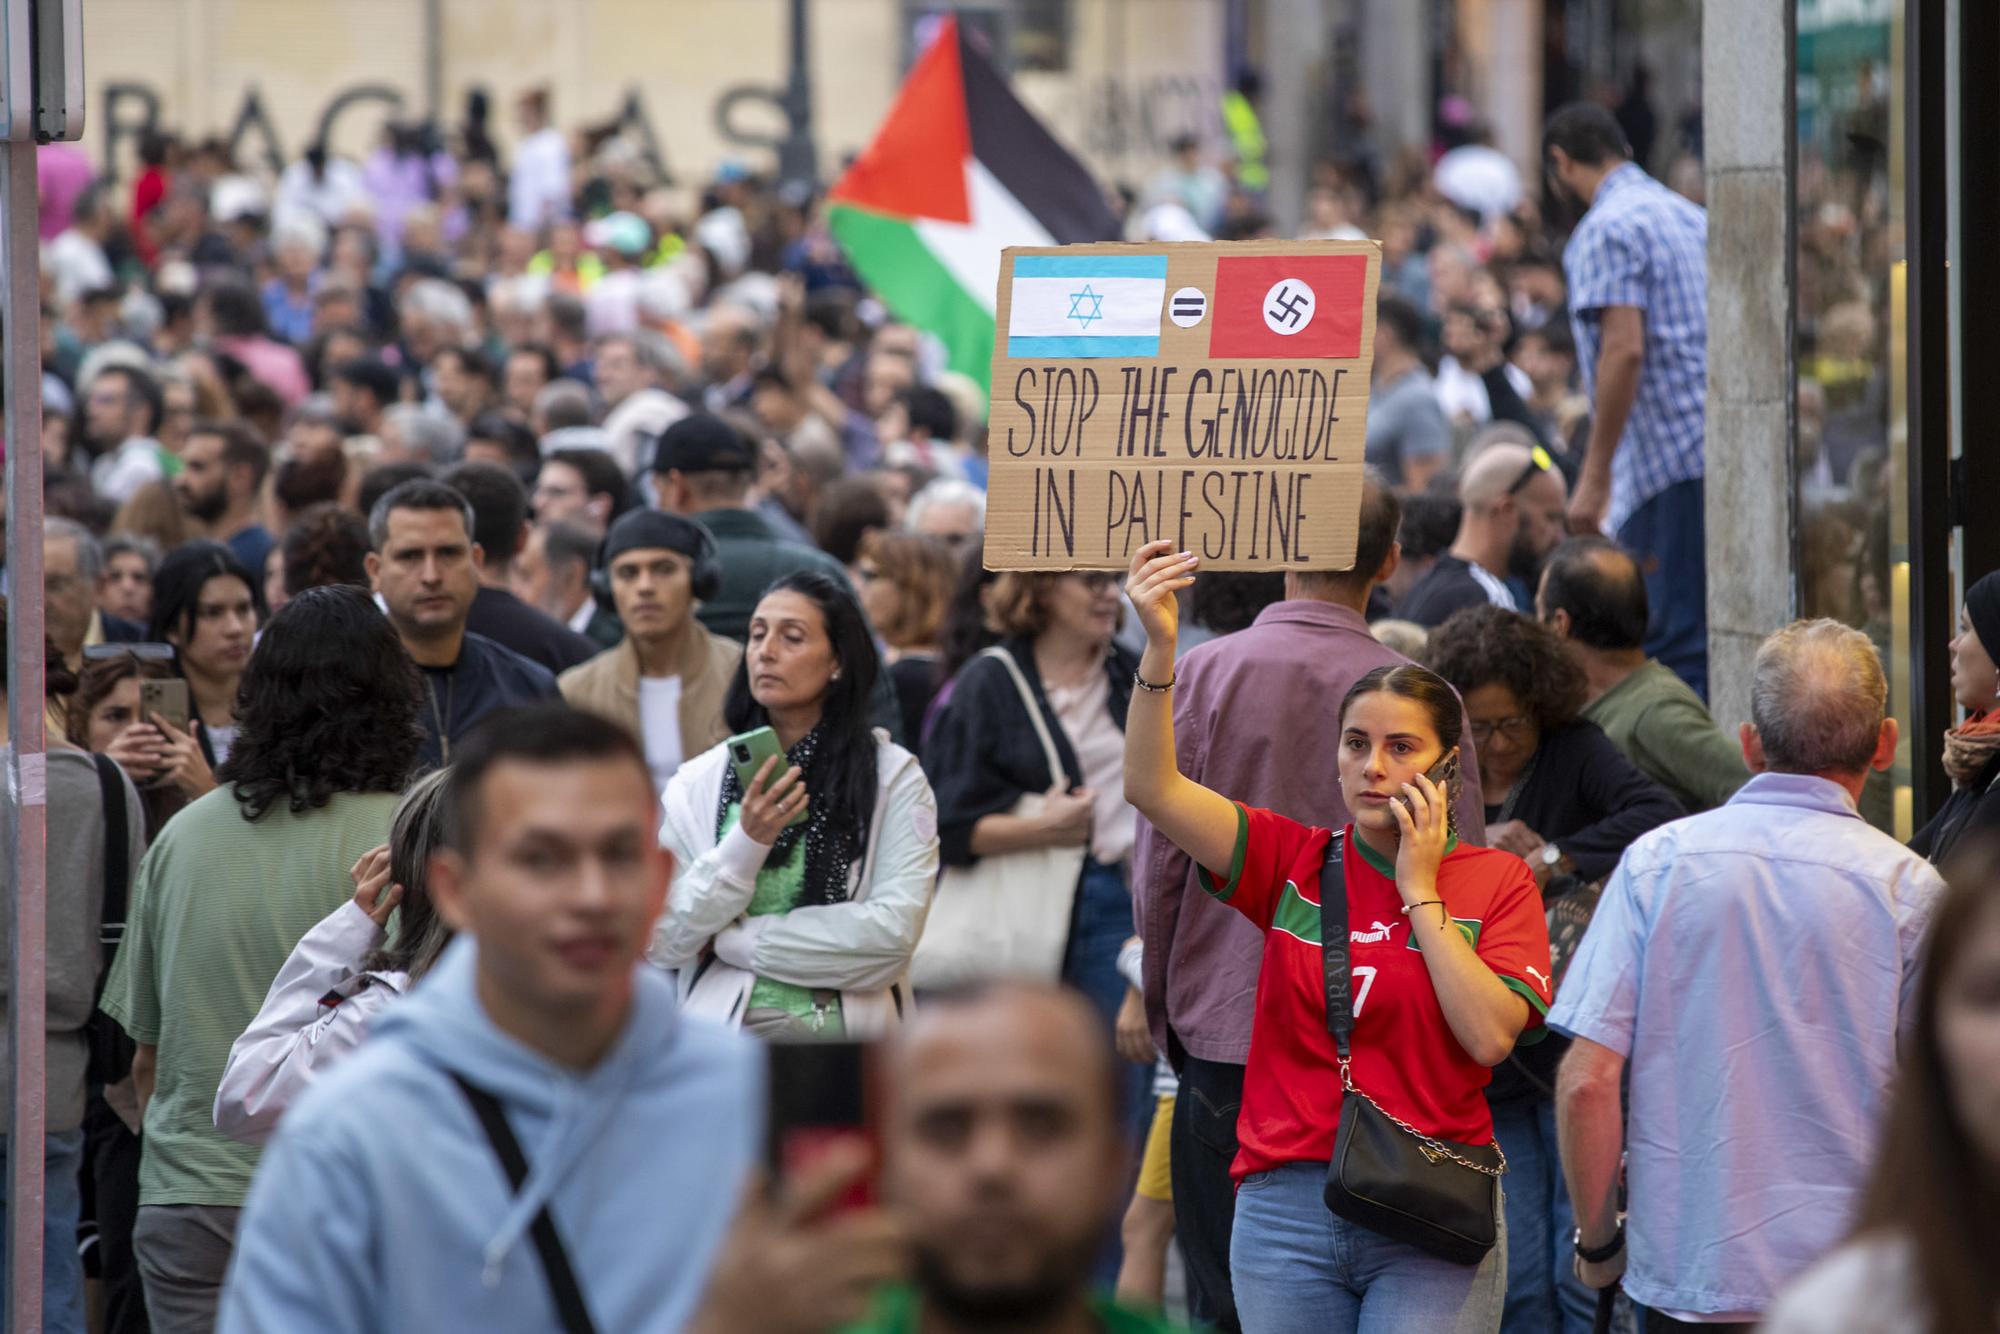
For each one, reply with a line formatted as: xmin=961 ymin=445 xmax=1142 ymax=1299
xmin=831 ymin=669 xmax=842 ymax=681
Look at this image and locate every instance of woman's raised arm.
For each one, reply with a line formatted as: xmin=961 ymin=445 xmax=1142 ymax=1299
xmin=1121 ymin=540 xmax=1242 ymax=876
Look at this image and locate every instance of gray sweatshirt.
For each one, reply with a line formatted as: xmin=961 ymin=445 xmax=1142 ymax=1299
xmin=1 ymin=746 xmax=145 ymax=1131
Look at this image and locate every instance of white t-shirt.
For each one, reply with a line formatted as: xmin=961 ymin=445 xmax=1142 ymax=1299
xmin=638 ymin=676 xmax=684 ymax=791
xmin=1044 ymin=666 xmax=1135 ymax=868
xmin=206 ymin=724 xmax=239 ymax=767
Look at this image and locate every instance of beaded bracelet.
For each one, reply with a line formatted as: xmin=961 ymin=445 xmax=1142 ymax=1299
xmin=1133 ymin=670 xmax=1177 ymax=692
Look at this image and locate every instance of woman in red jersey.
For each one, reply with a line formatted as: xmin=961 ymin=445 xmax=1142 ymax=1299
xmin=1121 ymin=539 xmax=1551 ymax=1334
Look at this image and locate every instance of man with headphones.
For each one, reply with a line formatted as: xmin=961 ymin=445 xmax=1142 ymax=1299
xmin=558 ymin=509 xmax=743 ymax=791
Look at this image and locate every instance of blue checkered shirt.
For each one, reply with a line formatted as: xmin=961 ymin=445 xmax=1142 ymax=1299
xmin=1564 ymin=163 xmax=1708 ymax=532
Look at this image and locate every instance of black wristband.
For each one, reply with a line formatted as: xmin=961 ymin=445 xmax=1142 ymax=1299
xmin=1133 ymin=670 xmax=1176 ymax=692
xmin=1574 ymin=1222 xmax=1625 ymax=1264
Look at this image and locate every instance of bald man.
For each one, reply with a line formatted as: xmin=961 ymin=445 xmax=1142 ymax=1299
xmin=1396 ymin=442 xmax=1568 ymax=629
xmin=844 ymin=983 xmax=1190 ymax=1334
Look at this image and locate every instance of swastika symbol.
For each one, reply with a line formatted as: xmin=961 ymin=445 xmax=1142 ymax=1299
xmin=1262 ymin=279 xmax=1315 ymax=336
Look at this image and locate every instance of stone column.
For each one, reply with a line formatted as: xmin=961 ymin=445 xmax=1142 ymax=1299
xmin=1702 ymin=4 xmax=1793 ymax=731
xmin=1260 ymin=0 xmax=1332 ymax=234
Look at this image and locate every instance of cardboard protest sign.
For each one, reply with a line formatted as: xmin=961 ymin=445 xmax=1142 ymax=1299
xmin=984 ymin=239 xmax=1382 ymax=572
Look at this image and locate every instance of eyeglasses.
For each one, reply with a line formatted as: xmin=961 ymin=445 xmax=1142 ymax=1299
xmin=1468 ymin=715 xmax=1535 ymax=745
xmin=1507 ymin=444 xmax=1558 ymax=496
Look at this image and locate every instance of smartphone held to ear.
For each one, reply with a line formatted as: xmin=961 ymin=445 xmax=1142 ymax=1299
xmin=1396 ymin=749 xmax=1460 ymax=811
xmin=727 ymin=726 xmax=807 ymax=828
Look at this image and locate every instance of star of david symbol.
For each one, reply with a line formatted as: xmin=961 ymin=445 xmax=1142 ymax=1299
xmin=1067 ymin=284 xmax=1106 ymax=330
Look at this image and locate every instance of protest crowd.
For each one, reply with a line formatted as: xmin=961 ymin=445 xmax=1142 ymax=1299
xmin=4 ymin=53 xmax=1999 ymax=1334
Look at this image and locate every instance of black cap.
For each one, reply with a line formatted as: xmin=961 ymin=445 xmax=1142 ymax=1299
xmin=650 ymin=413 xmax=756 ymax=476
xmin=602 ymin=510 xmax=708 ymax=565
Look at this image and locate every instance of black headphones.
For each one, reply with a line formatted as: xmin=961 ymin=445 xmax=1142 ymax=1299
xmin=590 ymin=516 xmax=722 ymax=615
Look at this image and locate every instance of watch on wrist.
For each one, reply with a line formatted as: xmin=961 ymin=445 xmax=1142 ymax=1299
xmin=1574 ymin=1222 xmax=1625 ymax=1264
xmin=1539 ymin=844 xmax=1565 ymax=871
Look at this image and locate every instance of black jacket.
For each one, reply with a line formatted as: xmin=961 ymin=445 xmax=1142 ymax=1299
xmin=416 ymin=631 xmax=561 ymax=771
xmin=466 ymin=586 xmax=599 ymax=675
xmin=1910 ymin=752 xmax=2000 ymax=868
xmin=1486 ymin=720 xmax=1685 ymax=883
xmin=923 ymin=637 xmax=1137 ymax=868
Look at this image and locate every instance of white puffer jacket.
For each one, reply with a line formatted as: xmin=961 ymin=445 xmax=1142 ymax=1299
xmin=650 ymin=732 xmax=940 ymax=1037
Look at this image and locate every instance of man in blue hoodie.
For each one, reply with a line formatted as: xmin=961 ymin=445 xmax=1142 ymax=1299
xmin=217 ymin=705 xmax=900 ymax=1332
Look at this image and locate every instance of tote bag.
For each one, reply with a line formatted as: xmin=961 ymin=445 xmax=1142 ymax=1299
xmin=910 ymin=648 xmax=1087 ymax=988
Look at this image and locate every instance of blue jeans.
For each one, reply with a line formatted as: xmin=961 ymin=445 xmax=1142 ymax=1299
xmin=1061 ymin=859 xmax=1153 ymax=1281
xmin=1617 ymin=478 xmax=1708 ymax=702
xmin=1231 ymin=1161 xmax=1507 ymax=1334
xmin=1493 ymin=1098 xmax=1597 ymax=1334
xmin=0 ymin=1129 xmax=89 ymax=1334
xmin=1061 ymin=859 xmax=1153 ymax=1126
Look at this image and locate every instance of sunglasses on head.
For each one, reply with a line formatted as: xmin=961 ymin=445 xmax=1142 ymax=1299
xmin=1506 ymin=445 xmax=1558 ymax=496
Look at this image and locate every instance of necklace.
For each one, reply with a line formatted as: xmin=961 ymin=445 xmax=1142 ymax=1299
xmin=425 ymin=670 xmax=456 ymax=762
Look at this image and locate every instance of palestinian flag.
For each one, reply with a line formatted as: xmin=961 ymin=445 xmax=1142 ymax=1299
xmin=829 ymin=16 xmax=1120 ymax=391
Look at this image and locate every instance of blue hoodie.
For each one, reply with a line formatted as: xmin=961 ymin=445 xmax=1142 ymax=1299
xmin=217 ymin=938 xmax=762 ymax=1333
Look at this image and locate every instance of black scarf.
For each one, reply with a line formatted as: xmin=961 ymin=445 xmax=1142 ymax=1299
xmin=715 ymin=726 xmax=858 ymax=908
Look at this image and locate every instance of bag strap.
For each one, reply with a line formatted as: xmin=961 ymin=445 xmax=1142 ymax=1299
xmin=449 ymin=1073 xmax=599 ymax=1334
xmin=979 ymin=646 xmax=1067 ymax=790
xmin=1319 ymin=831 xmax=1352 ymax=1058
xmin=91 ymin=754 xmax=129 ymax=968
xmin=1319 ymin=830 xmax=1507 ymax=1176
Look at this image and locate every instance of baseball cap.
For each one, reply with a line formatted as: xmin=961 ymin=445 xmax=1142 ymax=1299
xmin=650 ymin=413 xmax=755 ymax=476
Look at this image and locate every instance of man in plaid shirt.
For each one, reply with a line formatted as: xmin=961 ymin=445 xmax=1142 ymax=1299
xmin=1544 ymin=103 xmax=1710 ymax=701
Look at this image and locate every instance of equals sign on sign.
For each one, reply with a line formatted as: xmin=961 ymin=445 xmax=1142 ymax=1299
xmin=1169 ymin=286 xmax=1208 ymax=329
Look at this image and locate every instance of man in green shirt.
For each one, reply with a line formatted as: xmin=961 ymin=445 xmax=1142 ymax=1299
xmin=101 ymin=586 xmax=420 ymax=1333
xmin=1538 ymin=538 xmax=1749 ymax=812
xmin=842 ymin=982 xmax=1190 ymax=1334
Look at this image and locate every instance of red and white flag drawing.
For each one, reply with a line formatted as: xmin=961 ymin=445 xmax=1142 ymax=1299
xmin=1207 ymin=254 xmax=1369 ymax=360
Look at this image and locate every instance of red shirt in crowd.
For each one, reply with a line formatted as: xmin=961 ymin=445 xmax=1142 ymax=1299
xmin=1199 ymin=803 xmax=1553 ymax=1181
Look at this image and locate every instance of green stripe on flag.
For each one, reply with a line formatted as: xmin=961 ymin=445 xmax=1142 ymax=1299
xmin=828 ymin=204 xmax=996 ymax=393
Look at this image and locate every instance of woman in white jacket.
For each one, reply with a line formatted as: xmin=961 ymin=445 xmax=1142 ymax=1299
xmin=212 ymin=769 xmax=454 ymax=1143
xmin=653 ymin=572 xmax=940 ymax=1038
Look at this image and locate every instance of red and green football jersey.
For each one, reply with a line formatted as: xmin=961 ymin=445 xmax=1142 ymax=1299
xmin=1199 ymin=803 xmax=1552 ymax=1181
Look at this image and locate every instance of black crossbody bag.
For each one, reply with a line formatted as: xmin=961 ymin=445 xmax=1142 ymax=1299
xmin=85 ymin=754 xmax=137 ymax=1085
xmin=1318 ymin=833 xmax=1504 ymax=1266
xmin=451 ymin=1074 xmax=599 ymax=1334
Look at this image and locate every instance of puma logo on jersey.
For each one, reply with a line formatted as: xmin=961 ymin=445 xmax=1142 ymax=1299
xmin=1524 ymin=966 xmax=1551 ymax=995
xmin=1350 ymin=921 xmax=1397 ymax=944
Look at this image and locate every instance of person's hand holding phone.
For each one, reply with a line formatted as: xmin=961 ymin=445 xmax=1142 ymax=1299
xmin=149 ymin=713 xmax=218 ymax=799
xmin=689 ymin=1142 xmax=909 ymax=1334
xmin=740 ymin=755 xmax=809 ymax=845
xmin=1037 ymin=787 xmax=1095 ymax=849
xmin=103 ymin=721 xmax=167 ymax=784
xmin=1391 ymin=769 xmax=1451 ymax=902
xmin=350 ymin=845 xmax=403 ymax=928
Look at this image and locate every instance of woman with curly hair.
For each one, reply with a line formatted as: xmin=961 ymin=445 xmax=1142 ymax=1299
xmin=99 ymin=585 xmax=423 ymax=1325
xmin=1425 ymin=603 xmax=1682 ymax=1334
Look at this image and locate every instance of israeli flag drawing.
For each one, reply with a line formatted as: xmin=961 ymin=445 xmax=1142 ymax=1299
xmin=1006 ymin=254 xmax=1168 ymax=358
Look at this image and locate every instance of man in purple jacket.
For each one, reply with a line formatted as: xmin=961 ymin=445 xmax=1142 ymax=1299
xmin=1130 ymin=475 xmax=1486 ymax=1330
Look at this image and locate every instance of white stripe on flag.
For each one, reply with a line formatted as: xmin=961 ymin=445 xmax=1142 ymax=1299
xmin=1008 ymin=275 xmax=1166 ymax=339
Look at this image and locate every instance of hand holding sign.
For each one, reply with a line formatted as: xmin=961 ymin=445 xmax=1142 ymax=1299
xmin=1125 ymin=539 xmax=1199 ymax=653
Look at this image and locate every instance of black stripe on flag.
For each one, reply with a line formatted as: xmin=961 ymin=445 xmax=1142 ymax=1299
xmin=957 ymin=27 xmax=1121 ymax=243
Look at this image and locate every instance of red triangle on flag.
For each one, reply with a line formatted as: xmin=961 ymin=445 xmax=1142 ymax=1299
xmin=829 ymin=17 xmax=973 ymax=224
